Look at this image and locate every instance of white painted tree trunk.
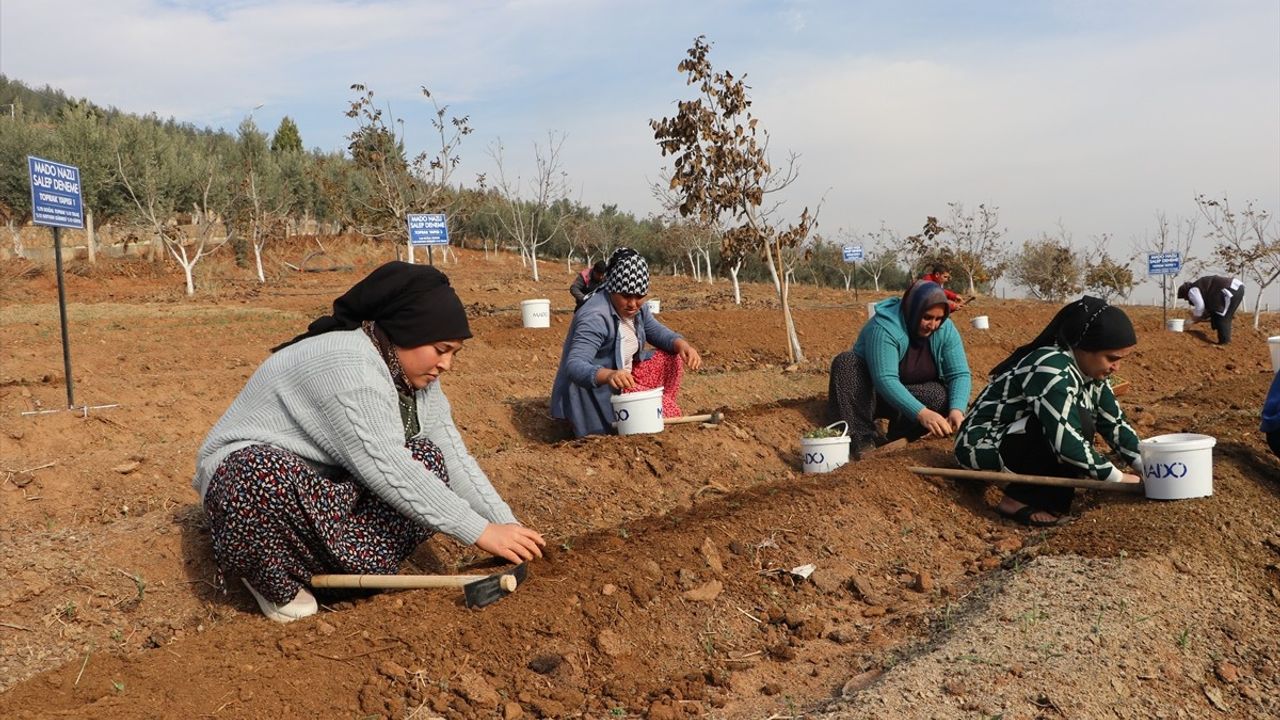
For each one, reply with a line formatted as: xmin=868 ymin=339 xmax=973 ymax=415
xmin=687 ymin=250 xmax=699 ymax=281
xmin=729 ymin=259 xmax=743 ymax=304
xmin=86 ymin=208 xmax=96 ymax=265
xmin=531 ymin=247 xmax=540 ymax=281
xmin=253 ymin=242 xmax=266 ymax=283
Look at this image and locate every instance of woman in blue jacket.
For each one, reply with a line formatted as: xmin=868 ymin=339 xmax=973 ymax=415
xmin=1263 ymin=370 xmax=1280 ymax=459
xmin=827 ymin=281 xmax=972 ymax=456
xmin=550 ymin=248 xmax=703 ymax=437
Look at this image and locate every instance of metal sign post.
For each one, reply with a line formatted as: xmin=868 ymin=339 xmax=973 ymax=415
xmin=25 ymin=156 xmax=118 ymax=417
xmin=407 ymin=213 xmax=450 ymax=266
xmin=1147 ymin=251 xmax=1182 ymax=323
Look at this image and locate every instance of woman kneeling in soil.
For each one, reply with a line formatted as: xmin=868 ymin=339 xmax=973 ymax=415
xmin=955 ymin=296 xmax=1142 ymax=526
xmin=551 ymin=247 xmax=703 ymax=437
xmin=194 ymin=262 xmax=544 ymax=623
xmin=827 ymin=281 xmax=972 ymax=456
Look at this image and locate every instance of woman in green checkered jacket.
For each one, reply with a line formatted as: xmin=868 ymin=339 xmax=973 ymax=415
xmin=954 ymin=296 xmax=1143 ymax=526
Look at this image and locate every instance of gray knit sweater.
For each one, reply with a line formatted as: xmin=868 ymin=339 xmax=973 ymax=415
xmin=193 ymin=329 xmax=517 ymax=545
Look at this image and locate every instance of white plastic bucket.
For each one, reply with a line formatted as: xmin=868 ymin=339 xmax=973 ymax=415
xmin=971 ymin=315 xmax=990 ymax=330
xmin=801 ymin=421 xmax=852 ymax=474
xmin=646 ymin=298 xmax=661 ymax=314
xmin=611 ymin=387 xmax=664 ymax=435
xmin=1166 ymin=318 xmax=1184 ymax=332
xmin=1268 ymin=336 xmax=1280 ymax=373
xmin=866 ymin=302 xmax=878 ymax=318
xmin=520 ymin=299 xmax=551 ymax=328
xmin=1138 ymin=433 xmax=1216 ymax=500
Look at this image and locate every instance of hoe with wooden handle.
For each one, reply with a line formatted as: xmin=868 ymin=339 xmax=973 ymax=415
xmin=664 ymin=410 xmax=724 ymax=426
xmin=909 ymin=466 xmax=1143 ymax=494
xmin=311 ymin=563 xmax=528 ymax=609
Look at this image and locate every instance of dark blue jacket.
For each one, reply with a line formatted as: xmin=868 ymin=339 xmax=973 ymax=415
xmin=1262 ymin=371 xmax=1280 ymax=433
xmin=550 ymin=291 xmax=682 ymax=437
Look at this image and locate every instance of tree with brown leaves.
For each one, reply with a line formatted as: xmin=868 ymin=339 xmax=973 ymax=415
xmin=650 ymin=35 xmax=817 ymax=363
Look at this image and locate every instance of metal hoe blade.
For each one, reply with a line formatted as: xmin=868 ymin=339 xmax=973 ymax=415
xmin=463 ymin=562 xmax=528 ymax=608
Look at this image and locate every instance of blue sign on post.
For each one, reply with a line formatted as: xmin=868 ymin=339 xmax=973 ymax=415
xmin=842 ymin=245 xmax=864 ymax=263
xmin=1147 ymin=251 xmax=1182 ymax=276
xmin=28 ymin=156 xmax=84 ymax=229
xmin=407 ymin=213 xmax=449 ymax=246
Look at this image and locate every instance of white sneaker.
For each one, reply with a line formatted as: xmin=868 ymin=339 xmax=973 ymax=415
xmin=241 ymin=578 xmax=318 ymax=623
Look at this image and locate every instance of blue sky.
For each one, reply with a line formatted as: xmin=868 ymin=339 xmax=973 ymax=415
xmin=2 ymin=0 xmax=1278 ymax=298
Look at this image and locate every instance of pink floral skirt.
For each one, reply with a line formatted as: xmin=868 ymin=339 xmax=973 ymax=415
xmin=626 ymin=349 xmax=684 ymax=418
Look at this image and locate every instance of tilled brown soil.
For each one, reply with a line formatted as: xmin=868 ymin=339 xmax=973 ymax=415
xmin=1 ymin=244 xmax=1278 ymax=719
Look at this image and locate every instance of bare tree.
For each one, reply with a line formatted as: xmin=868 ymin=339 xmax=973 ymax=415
xmin=118 ymin=148 xmax=235 ymax=295
xmin=859 ymin=223 xmax=901 ymax=292
xmin=651 ymin=35 xmax=817 ymax=363
xmin=343 ymin=84 xmax=471 ymax=262
xmin=1133 ymin=212 xmax=1197 ymax=321
xmin=1196 ymin=194 xmax=1280 ymax=329
xmin=943 ymin=202 xmax=1007 ymax=294
xmin=489 ymin=132 xmax=572 ymax=281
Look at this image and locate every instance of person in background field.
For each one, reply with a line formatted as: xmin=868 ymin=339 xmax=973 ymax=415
xmin=1178 ymin=275 xmax=1245 ymax=345
xmin=921 ymin=263 xmax=966 ymax=312
xmin=955 ymin=296 xmax=1143 ymax=527
xmin=570 ymin=260 xmax=608 ymax=310
xmin=194 ymin=262 xmax=544 ymax=623
xmin=1263 ymin=371 xmax=1280 ymax=460
xmin=827 ymin=281 xmax=972 ymax=457
xmin=551 ymin=247 xmax=703 ymax=437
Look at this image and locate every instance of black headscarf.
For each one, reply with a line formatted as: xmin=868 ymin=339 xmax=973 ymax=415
xmin=900 ymin=281 xmax=951 ymax=347
xmin=990 ymin=295 xmax=1136 ymax=377
xmin=272 ymin=261 xmax=472 ymax=352
xmin=1176 ymin=281 xmax=1192 ymax=300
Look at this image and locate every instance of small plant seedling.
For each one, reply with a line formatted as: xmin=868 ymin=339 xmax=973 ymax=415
xmin=1176 ymin=626 xmax=1192 ymax=649
xmin=111 ymin=680 xmax=125 ymax=694
xmin=609 ymin=709 xmax=626 ymax=717
xmin=803 ymin=426 xmax=843 ymax=439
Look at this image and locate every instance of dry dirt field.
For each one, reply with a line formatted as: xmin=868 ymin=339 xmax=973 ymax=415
xmin=2 ymin=241 xmax=1278 ymax=719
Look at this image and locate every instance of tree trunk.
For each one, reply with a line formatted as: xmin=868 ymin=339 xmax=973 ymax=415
xmin=687 ymin=251 xmax=698 ymax=281
xmin=182 ymin=263 xmax=195 ymax=296
xmin=253 ymin=242 xmax=266 ymax=283
xmin=729 ymin=260 xmax=743 ymax=305
xmin=86 ymin=208 xmax=96 ymax=265
xmin=763 ymin=244 xmax=782 ymax=295
xmin=702 ymin=250 xmax=713 ymax=284
xmin=780 ymin=268 xmax=804 ymax=363
xmin=531 ymin=247 xmax=540 ymax=281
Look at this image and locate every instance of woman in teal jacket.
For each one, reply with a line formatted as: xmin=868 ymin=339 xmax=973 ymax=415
xmin=827 ymin=281 xmax=972 ymax=456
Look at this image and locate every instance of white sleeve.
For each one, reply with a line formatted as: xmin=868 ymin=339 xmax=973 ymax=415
xmin=1187 ymin=287 xmax=1205 ymax=319
xmin=1218 ymin=288 xmax=1232 ymax=316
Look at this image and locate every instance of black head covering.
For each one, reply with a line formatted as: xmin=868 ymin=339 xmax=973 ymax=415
xmin=990 ymin=295 xmax=1136 ymax=377
xmin=272 ymin=261 xmax=471 ymax=352
xmin=900 ymin=281 xmax=951 ymax=347
xmin=591 ymin=260 xmax=608 ymax=275
xmin=1176 ymin=281 xmax=1192 ymax=300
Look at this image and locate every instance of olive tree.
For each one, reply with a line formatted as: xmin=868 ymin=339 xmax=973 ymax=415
xmin=650 ymin=35 xmax=816 ymax=363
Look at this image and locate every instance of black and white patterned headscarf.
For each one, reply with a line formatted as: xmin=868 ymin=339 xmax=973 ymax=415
xmin=605 ymin=247 xmax=649 ymax=296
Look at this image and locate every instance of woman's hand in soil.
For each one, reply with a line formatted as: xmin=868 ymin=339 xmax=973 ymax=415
xmin=1118 ymin=472 xmax=1141 ymax=484
xmin=947 ymin=409 xmax=966 ymax=432
xmin=674 ymin=339 xmax=702 ymax=371
xmin=597 ymin=368 xmax=637 ymax=390
xmin=916 ymin=408 xmax=953 ymax=438
xmin=476 ymin=523 xmax=546 ymax=564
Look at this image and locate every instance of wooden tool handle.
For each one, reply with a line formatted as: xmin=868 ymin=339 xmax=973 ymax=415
xmin=311 ymin=574 xmax=517 ymax=591
xmin=664 ymin=413 xmax=715 ymax=426
xmin=909 ymin=466 xmax=1143 ymax=494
